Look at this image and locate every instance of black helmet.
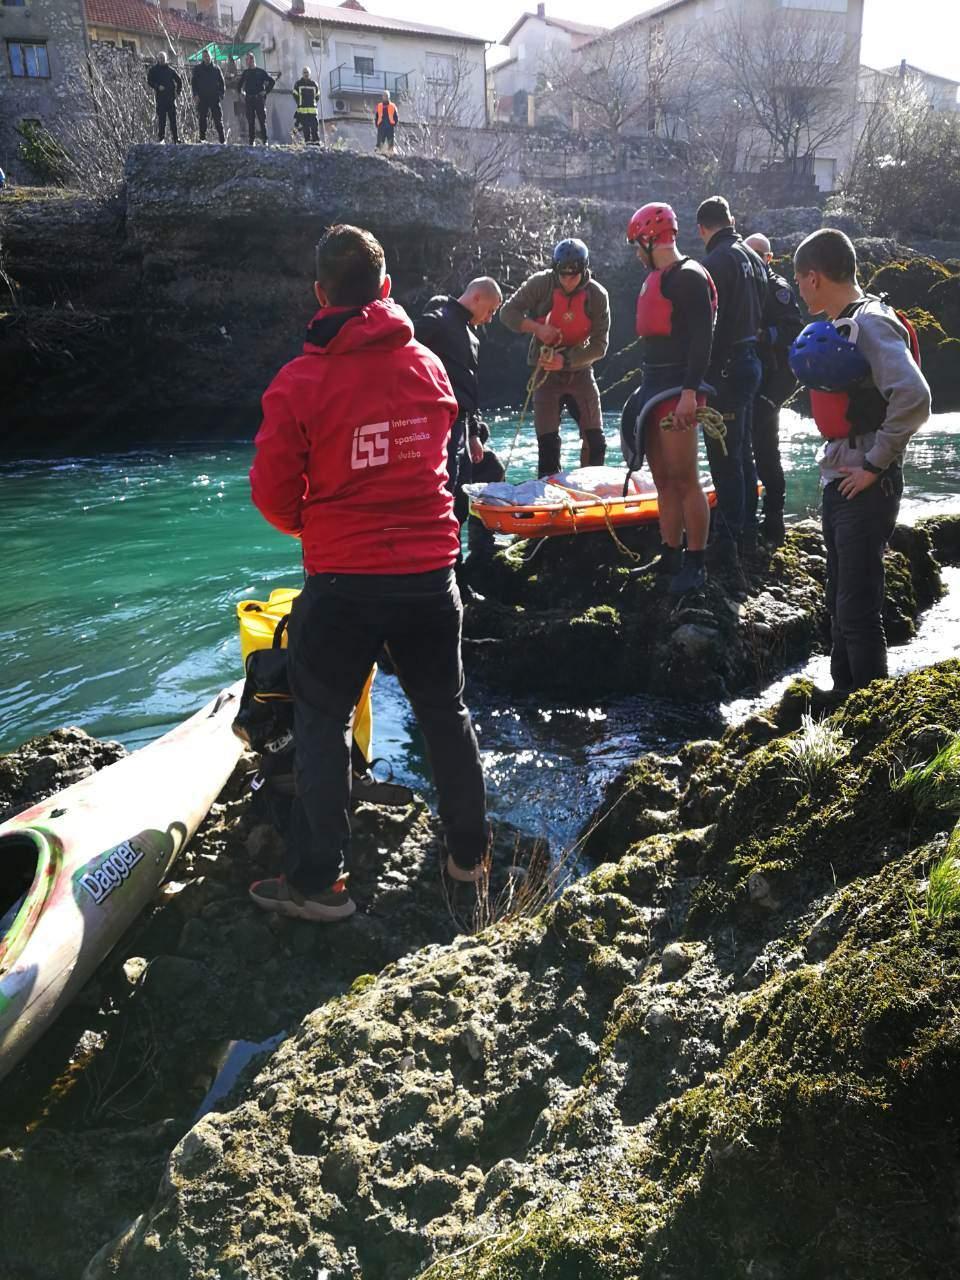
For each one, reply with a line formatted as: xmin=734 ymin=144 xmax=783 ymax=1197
xmin=553 ymin=238 xmax=589 ymax=273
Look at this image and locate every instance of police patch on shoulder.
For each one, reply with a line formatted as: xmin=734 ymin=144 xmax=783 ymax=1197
xmin=776 ymin=287 xmax=792 ymax=304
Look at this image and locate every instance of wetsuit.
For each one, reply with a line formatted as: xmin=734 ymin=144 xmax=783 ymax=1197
xmin=619 ymin=258 xmax=715 ymax=471
xmin=702 ymin=227 xmax=767 ymax=546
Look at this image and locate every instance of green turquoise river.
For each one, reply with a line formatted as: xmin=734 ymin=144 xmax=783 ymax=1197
xmin=3 ymin=408 xmax=959 ymax=847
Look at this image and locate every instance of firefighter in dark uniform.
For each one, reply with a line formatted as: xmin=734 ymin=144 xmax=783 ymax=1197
xmin=293 ymin=67 xmax=320 ymax=143
xmin=236 ymin=53 xmax=275 ymax=145
xmin=744 ymin=232 xmax=805 ymax=545
xmin=191 ymin=48 xmax=225 ymax=143
xmin=697 ymin=195 xmax=768 ymax=566
xmin=147 ymin=51 xmax=182 ymax=144
xmin=375 ymin=91 xmax=399 ymax=154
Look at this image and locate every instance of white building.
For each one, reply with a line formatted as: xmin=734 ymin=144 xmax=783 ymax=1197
xmin=235 ymin=0 xmax=488 ymax=144
xmin=490 ymin=3 xmax=606 ymax=126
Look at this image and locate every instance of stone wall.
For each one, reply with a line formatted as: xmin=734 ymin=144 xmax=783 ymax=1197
xmin=0 ymin=0 xmax=89 ymax=181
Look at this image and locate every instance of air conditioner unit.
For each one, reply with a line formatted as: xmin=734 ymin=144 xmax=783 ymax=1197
xmin=333 ymin=98 xmax=349 ymax=114
xmin=261 ymin=33 xmax=275 ymax=51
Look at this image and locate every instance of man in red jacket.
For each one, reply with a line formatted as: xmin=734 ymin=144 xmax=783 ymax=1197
xmin=249 ymin=224 xmax=488 ymax=922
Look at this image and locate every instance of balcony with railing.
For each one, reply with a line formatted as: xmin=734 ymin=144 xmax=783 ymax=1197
xmin=329 ymin=64 xmax=409 ymax=97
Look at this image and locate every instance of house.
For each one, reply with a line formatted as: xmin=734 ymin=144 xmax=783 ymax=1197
xmin=85 ymin=0 xmax=230 ymax=58
xmin=490 ymin=3 xmax=606 ymax=127
xmin=234 ymin=0 xmax=487 ymax=146
xmin=0 ymin=0 xmax=90 ymax=179
xmin=880 ymin=60 xmax=960 ymax=114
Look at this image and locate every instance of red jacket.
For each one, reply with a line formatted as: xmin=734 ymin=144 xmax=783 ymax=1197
xmin=250 ymin=298 xmax=460 ymax=575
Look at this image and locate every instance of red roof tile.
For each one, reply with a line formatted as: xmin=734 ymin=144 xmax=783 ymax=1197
xmin=85 ymin=0 xmax=225 ymax=43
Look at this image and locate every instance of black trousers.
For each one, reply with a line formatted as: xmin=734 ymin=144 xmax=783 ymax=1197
xmin=822 ymin=467 xmax=902 ymax=691
xmin=198 ymin=98 xmax=224 ymax=142
xmin=753 ymin=393 xmax=785 ymax=517
xmin=156 ymin=96 xmax=178 ymax=142
xmin=297 ymin=112 xmax=319 ymax=142
xmin=245 ymin=94 xmax=267 ymax=143
xmin=705 ymin=345 xmax=762 ymax=541
xmin=286 ymin=568 xmax=487 ymax=890
xmin=376 ymin=123 xmax=396 ymax=150
xmin=455 ymin=448 xmax=505 ymax=557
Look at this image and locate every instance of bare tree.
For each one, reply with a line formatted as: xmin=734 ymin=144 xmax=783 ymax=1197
xmin=540 ymin=24 xmax=650 ymax=155
xmin=710 ymin=11 xmax=858 ymax=172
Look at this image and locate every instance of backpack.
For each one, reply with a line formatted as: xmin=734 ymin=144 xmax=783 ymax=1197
xmin=233 ymin=615 xmax=298 ymax=831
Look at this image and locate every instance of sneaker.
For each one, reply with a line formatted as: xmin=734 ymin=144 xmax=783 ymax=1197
xmin=352 ymin=769 xmax=414 ymax=807
xmin=248 ymin=875 xmax=356 ymax=922
xmin=445 ymin=854 xmax=486 ymax=884
xmin=668 ymin=557 xmax=707 ymax=595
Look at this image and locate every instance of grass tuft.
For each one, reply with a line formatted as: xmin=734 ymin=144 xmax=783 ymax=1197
xmin=894 ymin=733 xmax=960 ymax=815
xmin=925 ymin=822 xmax=960 ymax=923
xmin=785 ymin=713 xmax=846 ymax=789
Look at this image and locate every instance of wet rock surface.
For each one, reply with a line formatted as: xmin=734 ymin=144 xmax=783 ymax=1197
xmin=56 ymin=659 xmax=960 ymax=1280
xmin=461 ymin=518 xmax=942 ymax=704
xmin=0 ymin=725 xmax=126 ymax=824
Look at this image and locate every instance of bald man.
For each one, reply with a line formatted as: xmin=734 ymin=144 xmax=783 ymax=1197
xmin=745 ymin=232 xmax=804 ymax=545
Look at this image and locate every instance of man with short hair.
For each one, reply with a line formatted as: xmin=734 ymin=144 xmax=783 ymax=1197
xmin=249 ymin=225 xmax=489 ymax=921
xmin=147 ymin=51 xmax=182 ymax=144
xmin=236 ymin=52 xmax=275 ymax=145
xmin=744 ymin=231 xmax=805 ymax=545
xmin=191 ymin=47 xmax=226 ymax=143
xmin=293 ymin=66 xmax=320 ymax=143
xmin=375 ymin=90 xmax=399 ymax=154
xmin=415 ymin=278 xmax=502 ymax=495
xmin=696 ymin=195 xmax=768 ymax=566
xmin=792 ymin=228 xmax=930 ymax=695
xmin=500 ymin=239 xmax=610 ymax=477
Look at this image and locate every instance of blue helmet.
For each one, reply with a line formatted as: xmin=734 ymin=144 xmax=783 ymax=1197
xmin=788 ymin=319 xmax=870 ymax=391
xmin=553 ymin=238 xmax=589 ymax=273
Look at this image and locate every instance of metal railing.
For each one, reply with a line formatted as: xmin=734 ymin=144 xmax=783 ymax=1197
xmin=328 ymin=64 xmax=409 ymax=96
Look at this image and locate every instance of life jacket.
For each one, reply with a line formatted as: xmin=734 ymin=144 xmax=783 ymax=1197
xmin=811 ymin=300 xmax=922 ymax=441
xmin=635 ymin=260 xmax=717 ymax=339
xmin=546 ymin=285 xmax=593 ymax=348
xmin=294 ymin=81 xmax=318 ymax=113
xmin=376 ymin=101 xmax=398 ymax=126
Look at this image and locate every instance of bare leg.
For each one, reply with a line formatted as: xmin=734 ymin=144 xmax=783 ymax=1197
xmin=646 ymin=418 xmax=708 ymax=550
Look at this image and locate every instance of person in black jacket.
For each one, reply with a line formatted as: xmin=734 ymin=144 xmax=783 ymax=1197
xmin=414 ymin=278 xmax=502 ymax=496
xmin=191 ymin=48 xmax=225 ymax=143
xmin=744 ymin=232 xmax=805 ymax=545
xmin=697 ymin=195 xmax=768 ymax=566
xmin=236 ymin=53 xmax=275 ymax=145
xmin=293 ymin=67 xmax=320 ymax=143
xmin=147 ymin=52 xmax=182 ymax=144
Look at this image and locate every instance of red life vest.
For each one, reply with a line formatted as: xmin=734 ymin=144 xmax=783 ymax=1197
xmin=811 ymin=303 xmax=922 ymax=441
xmin=546 ymin=286 xmax=592 ymax=348
xmin=635 ymin=260 xmax=717 ymax=338
xmin=376 ymin=102 xmax=398 ymax=126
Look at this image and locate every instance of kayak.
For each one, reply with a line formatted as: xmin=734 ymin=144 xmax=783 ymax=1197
xmin=467 ymin=467 xmax=717 ymax=539
xmin=0 ymin=681 xmax=244 ymax=1082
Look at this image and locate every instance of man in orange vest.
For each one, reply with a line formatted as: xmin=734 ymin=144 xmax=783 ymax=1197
xmin=375 ymin=91 xmax=399 ymax=154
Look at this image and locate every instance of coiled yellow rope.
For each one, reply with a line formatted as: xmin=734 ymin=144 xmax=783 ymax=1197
xmin=659 ymin=405 xmax=729 ymax=456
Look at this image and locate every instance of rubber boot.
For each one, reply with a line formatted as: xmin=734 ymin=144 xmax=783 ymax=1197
xmin=580 ymin=429 xmax=606 ymax=468
xmin=537 ymin=431 xmax=562 ymax=479
xmin=630 ymin=542 xmax=682 ymax=579
xmin=668 ymin=549 xmax=707 ymax=595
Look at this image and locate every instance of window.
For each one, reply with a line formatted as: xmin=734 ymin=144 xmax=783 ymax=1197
xmin=186 ymin=0 xmax=197 ymax=14
xmin=354 ymin=54 xmax=374 ymax=75
xmin=121 ymin=38 xmax=137 ymax=51
xmin=3 ymin=0 xmax=28 ymax=8
xmin=8 ymin=41 xmax=50 ymax=77
xmin=426 ymin=52 xmax=455 ymax=84
xmin=221 ymin=5 xmax=234 ymax=26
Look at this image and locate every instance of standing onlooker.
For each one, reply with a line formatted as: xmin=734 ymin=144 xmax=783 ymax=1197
xmin=293 ymin=67 xmax=320 ymax=143
xmin=696 ymin=195 xmax=767 ymax=567
xmin=744 ymin=232 xmax=805 ymax=546
xmin=248 ymin=225 xmax=489 ymax=921
xmin=191 ymin=48 xmax=226 ymax=144
xmin=237 ymin=53 xmax=275 ymax=146
xmin=147 ymin=51 xmax=182 ymax=145
xmin=500 ymin=239 xmax=610 ymax=478
xmin=792 ymin=228 xmax=930 ymax=695
xmin=375 ymin=91 xmax=398 ymax=154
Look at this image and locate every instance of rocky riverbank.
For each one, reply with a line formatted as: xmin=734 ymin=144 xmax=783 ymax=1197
xmin=0 ymin=514 xmax=957 ymax=1280
xmin=4 ymin=151 xmax=960 ymax=445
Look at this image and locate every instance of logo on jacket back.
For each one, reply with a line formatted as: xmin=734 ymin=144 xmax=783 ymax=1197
xmin=351 ymin=421 xmax=390 ymax=469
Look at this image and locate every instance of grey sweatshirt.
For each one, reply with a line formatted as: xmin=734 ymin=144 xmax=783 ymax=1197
xmin=819 ymin=295 xmax=931 ymax=485
xmin=500 ymin=269 xmax=610 ymax=370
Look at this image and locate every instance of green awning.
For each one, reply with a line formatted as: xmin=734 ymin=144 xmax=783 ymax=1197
xmin=188 ymin=42 xmax=261 ymax=63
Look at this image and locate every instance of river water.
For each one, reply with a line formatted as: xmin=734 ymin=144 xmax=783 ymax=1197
xmin=2 ymin=408 xmax=958 ymax=849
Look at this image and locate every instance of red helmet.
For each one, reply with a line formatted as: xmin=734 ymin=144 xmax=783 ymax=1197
xmin=627 ymin=203 xmax=679 ymax=249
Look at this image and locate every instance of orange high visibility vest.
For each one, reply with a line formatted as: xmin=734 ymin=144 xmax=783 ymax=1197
xmin=376 ymin=101 xmax=398 ymax=126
